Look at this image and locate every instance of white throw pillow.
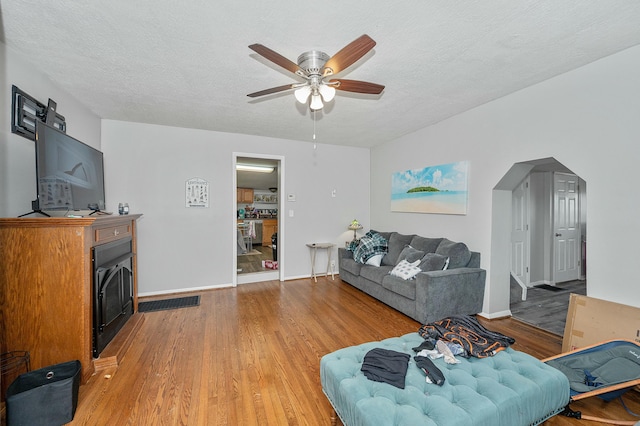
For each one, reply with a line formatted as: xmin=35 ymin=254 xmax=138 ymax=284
xmin=389 ymin=259 xmax=422 ymax=280
xmin=443 ymin=257 xmax=450 ymax=270
xmin=365 ymin=254 xmax=384 ymax=267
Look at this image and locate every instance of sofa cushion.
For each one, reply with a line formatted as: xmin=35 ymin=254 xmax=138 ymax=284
xmin=340 ymin=257 xmax=363 ymax=276
xmin=381 ymin=275 xmax=417 ymax=300
xmin=360 ymin=265 xmax=394 ymax=283
xmin=353 ymin=231 xmax=389 ymax=264
xmin=389 ymin=259 xmax=422 ymax=280
xmin=435 ymin=239 xmax=471 ymax=269
xmin=382 ymin=233 xmax=415 ymax=266
xmin=397 ymin=245 xmax=425 ymax=263
xmin=409 ymin=236 xmax=443 ymax=254
xmin=418 ymin=252 xmax=448 ymax=271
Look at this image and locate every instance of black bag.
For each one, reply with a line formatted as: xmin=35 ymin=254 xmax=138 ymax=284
xmin=6 ymin=360 xmax=81 ymax=426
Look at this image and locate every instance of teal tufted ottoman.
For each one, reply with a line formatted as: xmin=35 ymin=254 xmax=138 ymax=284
xmin=320 ymin=333 xmax=570 ymax=426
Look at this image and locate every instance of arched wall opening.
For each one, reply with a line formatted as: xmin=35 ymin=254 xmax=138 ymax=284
xmin=485 ymin=157 xmax=587 ymax=318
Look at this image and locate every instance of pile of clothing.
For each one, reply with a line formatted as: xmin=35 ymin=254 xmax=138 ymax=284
xmin=361 ymin=315 xmax=515 ymax=388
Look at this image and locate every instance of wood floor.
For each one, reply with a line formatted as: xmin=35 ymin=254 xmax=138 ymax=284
xmin=237 ymin=245 xmax=274 ymax=274
xmin=510 ymin=280 xmax=587 ymax=336
xmin=5 ymin=277 xmax=639 ymax=425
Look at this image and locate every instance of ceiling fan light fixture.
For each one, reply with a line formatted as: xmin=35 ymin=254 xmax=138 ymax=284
xmin=318 ymin=84 xmax=336 ymax=102
xmin=294 ymin=85 xmax=311 ymax=104
xmin=310 ymin=94 xmax=323 ymax=110
xmin=247 ymin=35 xmax=384 ymax=111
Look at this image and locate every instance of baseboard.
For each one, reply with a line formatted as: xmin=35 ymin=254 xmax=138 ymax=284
xmin=93 ymin=312 xmax=145 ymax=372
xmin=237 ymin=270 xmax=279 ymax=284
xmin=477 ymin=310 xmax=512 ymax=320
xmin=137 ymin=272 xmax=337 ymax=297
xmin=529 ymin=279 xmax=552 ymax=287
xmin=138 ymin=283 xmax=234 ymax=298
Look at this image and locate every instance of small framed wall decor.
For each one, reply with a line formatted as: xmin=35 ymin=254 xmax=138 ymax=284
xmin=185 ymin=177 xmax=209 ymax=208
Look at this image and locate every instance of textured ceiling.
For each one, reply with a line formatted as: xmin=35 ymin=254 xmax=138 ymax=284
xmin=2 ymin=1 xmax=640 ymax=148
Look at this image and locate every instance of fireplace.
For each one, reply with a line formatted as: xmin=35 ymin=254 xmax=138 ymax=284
xmin=92 ymin=236 xmax=134 ymax=358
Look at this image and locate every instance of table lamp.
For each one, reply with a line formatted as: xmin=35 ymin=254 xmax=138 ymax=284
xmin=348 ymin=220 xmax=363 ymax=241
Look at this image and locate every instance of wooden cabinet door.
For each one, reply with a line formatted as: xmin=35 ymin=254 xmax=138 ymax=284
xmin=262 ymin=220 xmax=277 ymax=245
xmin=237 ymin=188 xmax=254 ymax=203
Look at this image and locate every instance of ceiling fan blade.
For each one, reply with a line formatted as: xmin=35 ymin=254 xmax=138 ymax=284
xmin=247 ymin=84 xmax=296 ymax=98
xmin=331 ymin=79 xmax=385 ymax=95
xmin=249 ymin=44 xmax=302 ymax=75
xmin=323 ymin=34 xmax=376 ymax=76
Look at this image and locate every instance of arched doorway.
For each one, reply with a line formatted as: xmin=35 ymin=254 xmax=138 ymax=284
xmin=489 ymin=157 xmax=587 ymax=333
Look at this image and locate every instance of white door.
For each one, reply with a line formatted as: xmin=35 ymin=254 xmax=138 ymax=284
xmin=553 ymin=173 xmax=581 ymax=283
xmin=511 ymin=178 xmax=529 ymax=285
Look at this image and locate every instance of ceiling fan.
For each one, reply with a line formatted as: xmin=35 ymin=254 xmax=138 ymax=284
xmin=247 ymin=34 xmax=385 ymax=111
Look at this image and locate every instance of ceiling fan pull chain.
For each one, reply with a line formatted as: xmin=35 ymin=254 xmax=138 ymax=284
xmin=313 ymin=109 xmax=317 ymax=143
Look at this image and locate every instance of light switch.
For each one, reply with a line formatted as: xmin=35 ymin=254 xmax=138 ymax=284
xmin=331 ymin=189 xmax=337 ymax=198
xmin=289 ymin=209 xmax=294 ymax=217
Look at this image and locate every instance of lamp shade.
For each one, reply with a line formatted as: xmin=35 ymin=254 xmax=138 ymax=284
xmin=348 ymin=220 xmax=363 ymax=242
xmin=348 ymin=219 xmax=362 ymax=230
xmin=294 ymin=86 xmax=311 ymax=104
xmin=318 ymin=84 xmax=336 ymax=102
xmin=309 ymin=94 xmax=323 ymax=110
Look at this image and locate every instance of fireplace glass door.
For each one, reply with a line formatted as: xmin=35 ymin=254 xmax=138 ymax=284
xmin=93 ymin=237 xmax=134 ymax=357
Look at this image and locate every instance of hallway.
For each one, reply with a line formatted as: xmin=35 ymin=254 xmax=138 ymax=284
xmin=510 ymin=280 xmax=586 ymax=335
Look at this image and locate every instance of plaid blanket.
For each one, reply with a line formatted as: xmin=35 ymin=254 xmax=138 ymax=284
xmin=353 ymin=231 xmax=388 ymax=264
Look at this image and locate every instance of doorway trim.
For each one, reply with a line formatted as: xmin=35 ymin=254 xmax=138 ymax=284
xmin=511 ymin=176 xmax=530 ymax=287
xmin=552 ymin=172 xmax=582 ymax=284
xmin=232 ymin=152 xmax=285 ymax=286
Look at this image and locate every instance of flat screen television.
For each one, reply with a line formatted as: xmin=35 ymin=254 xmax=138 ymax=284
xmin=34 ymin=120 xmax=106 ymax=213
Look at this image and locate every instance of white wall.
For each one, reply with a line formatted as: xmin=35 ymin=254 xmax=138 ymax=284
xmin=0 ymin=39 xmax=370 ymax=296
xmin=4 ymin=34 xmax=639 ymax=310
xmin=371 ymin=45 xmax=640 ymax=314
xmin=101 ymin=120 xmax=370 ymax=295
xmin=0 ymin=42 xmax=102 ymax=218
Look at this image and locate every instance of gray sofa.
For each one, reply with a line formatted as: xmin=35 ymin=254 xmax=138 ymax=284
xmin=338 ymin=231 xmax=486 ymax=324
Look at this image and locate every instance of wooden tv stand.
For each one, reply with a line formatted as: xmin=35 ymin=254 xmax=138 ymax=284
xmin=0 ymin=214 xmax=142 ymax=387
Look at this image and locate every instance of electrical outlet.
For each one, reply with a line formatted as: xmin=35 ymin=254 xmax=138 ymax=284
xmin=330 ymin=260 xmax=336 ymax=268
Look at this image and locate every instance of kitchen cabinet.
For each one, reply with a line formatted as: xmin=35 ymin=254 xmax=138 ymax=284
xmin=237 ymin=188 xmax=254 ymax=204
xmin=263 ymin=219 xmax=278 ymax=245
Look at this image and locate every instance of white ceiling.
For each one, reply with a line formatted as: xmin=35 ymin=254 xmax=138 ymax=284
xmin=2 ymin=1 xmax=640 ymax=148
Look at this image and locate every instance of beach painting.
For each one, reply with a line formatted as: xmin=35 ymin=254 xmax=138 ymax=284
xmin=391 ymin=161 xmax=469 ymax=214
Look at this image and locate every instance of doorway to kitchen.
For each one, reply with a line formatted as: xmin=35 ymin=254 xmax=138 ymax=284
xmin=233 ymin=153 xmax=284 ymax=285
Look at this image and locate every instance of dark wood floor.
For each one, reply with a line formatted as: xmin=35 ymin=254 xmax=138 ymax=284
xmin=237 ymin=245 xmax=274 ymax=274
xmin=3 ymin=277 xmax=638 ymax=425
xmin=510 ymin=280 xmax=587 ymax=336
